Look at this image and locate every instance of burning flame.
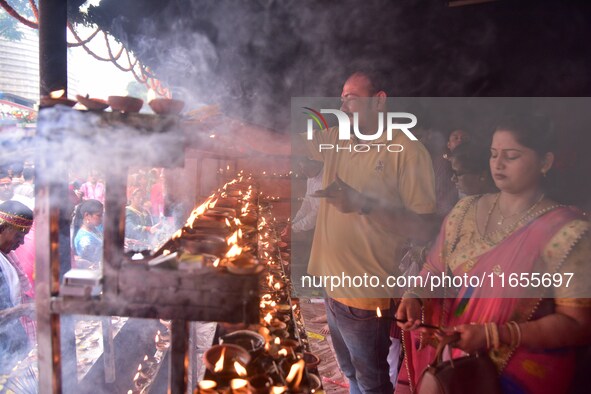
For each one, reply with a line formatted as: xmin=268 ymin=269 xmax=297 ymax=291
xmin=376 ymin=307 xmax=382 ymax=318
xmin=230 ymin=379 xmax=249 ymax=392
xmin=264 ymin=312 xmax=273 ymax=325
xmin=285 ymin=360 xmax=305 ymax=390
xmin=234 ymin=361 xmax=247 ymax=377
xmin=214 ymin=347 xmax=226 ymax=373
xmin=227 ymin=230 xmax=239 ymax=245
xmin=274 ymin=337 xmax=281 ymax=345
xmin=49 ymin=89 xmax=65 ymax=99
xmin=186 ymin=194 xmax=216 ymax=228
xmin=199 ymin=380 xmax=217 ymax=391
xmin=225 ymin=243 xmax=243 ymax=258
xmin=278 ymin=349 xmax=288 ymax=357
xmin=241 ymin=202 xmax=250 ymax=215
xmin=271 ymin=386 xmax=287 ymax=394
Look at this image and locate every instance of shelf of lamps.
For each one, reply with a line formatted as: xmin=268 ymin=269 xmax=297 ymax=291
xmin=150 ymin=187 xmax=318 ymax=393
xmin=217 ymin=171 xmax=301 ymax=180
xmin=126 ymin=319 xmax=171 ymax=394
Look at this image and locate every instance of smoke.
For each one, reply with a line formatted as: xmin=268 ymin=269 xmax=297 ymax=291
xmin=85 ymin=0 xmax=591 ymax=132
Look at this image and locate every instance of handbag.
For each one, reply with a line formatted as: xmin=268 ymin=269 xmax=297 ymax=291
xmin=416 ymin=333 xmax=503 ymax=394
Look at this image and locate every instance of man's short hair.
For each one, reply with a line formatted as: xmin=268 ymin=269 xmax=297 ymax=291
xmin=348 ymin=68 xmax=389 ymax=95
xmin=22 ymin=167 xmax=34 ymax=181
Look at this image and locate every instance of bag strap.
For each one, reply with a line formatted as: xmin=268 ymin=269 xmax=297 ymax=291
xmin=429 ymin=333 xmax=461 ymax=366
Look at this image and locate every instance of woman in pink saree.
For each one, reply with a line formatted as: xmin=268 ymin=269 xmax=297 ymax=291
xmin=395 ymin=117 xmax=591 ymax=394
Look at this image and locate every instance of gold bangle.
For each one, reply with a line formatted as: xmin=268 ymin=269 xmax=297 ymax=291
xmin=513 ymin=321 xmax=522 ymax=348
xmin=491 ymin=322 xmax=500 ymax=350
xmin=484 ymin=323 xmax=491 ymax=350
xmin=506 ymin=322 xmax=516 ymax=348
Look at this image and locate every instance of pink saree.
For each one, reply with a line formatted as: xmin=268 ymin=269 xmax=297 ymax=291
xmin=396 ymin=196 xmax=589 ymax=394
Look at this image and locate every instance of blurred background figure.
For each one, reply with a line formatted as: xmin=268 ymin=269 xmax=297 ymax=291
xmin=285 ymin=157 xmax=326 ymax=328
xmin=415 ymin=128 xmax=458 ymax=217
xmin=446 ymin=128 xmax=470 ymax=154
xmin=149 ymin=169 xmax=165 ymax=222
xmin=449 ymin=141 xmax=498 ymax=196
xmin=13 ymin=166 xmax=34 ymax=199
xmin=71 ymin=199 xmax=104 ymax=270
xmin=79 ymin=170 xmax=105 ymax=204
xmin=0 ymin=176 xmax=14 ymax=204
xmin=125 ymin=188 xmax=157 ymax=252
xmin=290 ymin=157 xmax=323 ymax=234
xmin=0 ymin=200 xmax=35 ymax=374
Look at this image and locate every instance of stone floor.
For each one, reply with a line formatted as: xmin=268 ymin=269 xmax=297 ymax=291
xmin=299 ymin=299 xmax=349 ymax=394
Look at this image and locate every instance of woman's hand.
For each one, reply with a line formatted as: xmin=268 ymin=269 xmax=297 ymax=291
xmin=441 ymin=324 xmax=487 ymax=353
xmin=396 ymin=297 xmax=422 ymax=330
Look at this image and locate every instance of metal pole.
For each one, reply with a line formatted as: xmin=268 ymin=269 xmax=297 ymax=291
xmin=169 ymin=320 xmax=189 ymax=394
xmin=38 ymin=0 xmax=68 ymax=97
xmin=37 ymin=3 xmax=68 ymax=391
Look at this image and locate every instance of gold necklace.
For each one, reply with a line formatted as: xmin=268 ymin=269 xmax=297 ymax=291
xmin=496 ymin=193 xmax=545 ymax=226
xmin=481 ymin=194 xmax=499 ymax=238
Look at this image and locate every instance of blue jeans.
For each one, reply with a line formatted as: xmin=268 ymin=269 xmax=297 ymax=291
xmin=325 ymin=298 xmax=393 ymax=394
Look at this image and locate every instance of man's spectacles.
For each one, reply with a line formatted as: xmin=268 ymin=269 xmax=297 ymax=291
xmin=451 ymin=171 xmax=473 ymax=180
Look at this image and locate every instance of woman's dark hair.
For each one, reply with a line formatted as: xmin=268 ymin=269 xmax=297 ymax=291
xmin=450 ymin=141 xmax=491 ymax=175
xmin=494 ymin=114 xmax=563 ymax=200
xmin=71 ymin=199 xmax=103 ymax=240
xmin=494 ymin=114 xmax=557 ymax=157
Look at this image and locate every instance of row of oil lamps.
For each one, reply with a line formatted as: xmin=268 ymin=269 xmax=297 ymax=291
xmin=195 ymin=202 xmax=321 ymax=394
xmin=129 ymin=176 xmax=321 ymax=393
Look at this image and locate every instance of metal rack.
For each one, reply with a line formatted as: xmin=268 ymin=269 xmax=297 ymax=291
xmin=34 ymin=107 xmax=259 ymax=394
